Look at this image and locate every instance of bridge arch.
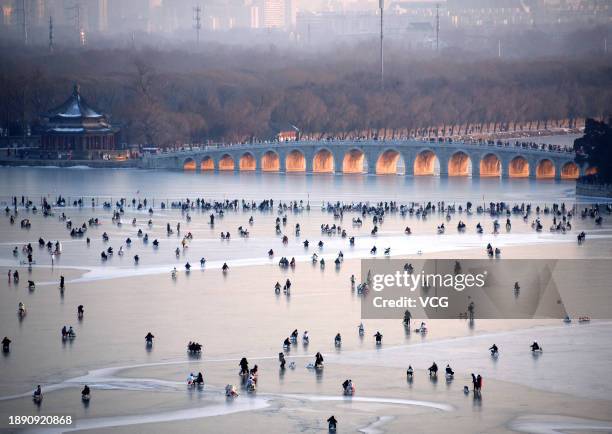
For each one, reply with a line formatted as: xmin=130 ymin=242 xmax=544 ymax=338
xmin=414 ymin=149 xmax=438 ymax=176
xmin=376 ymin=148 xmax=405 ymax=175
xmin=218 ymin=153 xmax=235 ymax=171
xmin=343 ymin=148 xmax=368 ymax=174
xmin=560 ymin=161 xmax=579 ymax=180
xmin=536 ymin=158 xmax=555 ymax=179
xmin=448 ymin=150 xmax=472 ymax=177
xmin=261 ymin=150 xmax=280 ymax=172
xmin=183 ymin=157 xmax=196 ymax=171
xmin=480 ymin=153 xmax=502 ymax=177
xmin=200 ymin=156 xmax=215 ymax=171
xmin=239 ymin=151 xmax=256 ymax=171
xmin=313 ymin=147 xmax=335 ymax=173
xmin=585 ymin=166 xmax=598 ymax=176
xmin=508 ymin=155 xmax=529 ymax=178
xmin=286 ymin=149 xmax=306 ymax=172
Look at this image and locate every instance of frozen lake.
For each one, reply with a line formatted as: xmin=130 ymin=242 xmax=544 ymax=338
xmin=1 ymin=166 xmax=611 ymax=433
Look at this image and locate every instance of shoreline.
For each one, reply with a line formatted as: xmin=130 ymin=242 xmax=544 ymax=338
xmin=0 ymin=159 xmax=139 ymax=169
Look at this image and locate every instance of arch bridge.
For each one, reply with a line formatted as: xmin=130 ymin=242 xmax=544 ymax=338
xmin=141 ymin=139 xmax=586 ymax=180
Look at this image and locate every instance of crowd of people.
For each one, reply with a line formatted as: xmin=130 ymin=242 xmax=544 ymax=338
xmin=1 ymin=193 xmax=607 ymax=431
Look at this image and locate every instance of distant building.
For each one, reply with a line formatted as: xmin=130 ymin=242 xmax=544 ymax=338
xmin=284 ymin=0 xmax=296 ymax=29
xmin=273 ymin=123 xmax=299 ymax=141
xmin=278 ymin=130 xmax=298 ymax=141
xmin=264 ymin=0 xmax=285 ymax=28
xmin=250 ymin=4 xmax=260 ymax=28
xmin=89 ymin=0 xmax=109 ymax=32
xmin=297 ymin=11 xmax=381 ymax=39
xmin=39 ymin=84 xmax=121 ymax=159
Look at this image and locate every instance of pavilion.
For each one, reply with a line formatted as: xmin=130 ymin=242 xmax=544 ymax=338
xmin=40 ymin=84 xmax=121 ymax=159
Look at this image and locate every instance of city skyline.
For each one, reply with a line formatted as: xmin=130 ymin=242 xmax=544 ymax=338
xmin=1 ymin=0 xmax=610 ymax=46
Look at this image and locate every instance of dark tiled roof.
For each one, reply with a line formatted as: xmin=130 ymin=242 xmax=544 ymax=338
xmin=41 ymin=84 xmax=119 ymax=135
xmin=46 ymin=84 xmax=103 ymax=120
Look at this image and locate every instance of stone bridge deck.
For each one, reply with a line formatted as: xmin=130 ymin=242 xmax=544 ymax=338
xmin=141 ymin=139 xmax=586 ymax=180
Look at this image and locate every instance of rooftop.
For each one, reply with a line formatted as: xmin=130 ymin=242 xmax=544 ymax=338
xmin=46 ymin=84 xmax=104 ymax=120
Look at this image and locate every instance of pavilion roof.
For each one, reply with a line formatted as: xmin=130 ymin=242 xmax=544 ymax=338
xmin=46 ymin=84 xmax=104 ymax=120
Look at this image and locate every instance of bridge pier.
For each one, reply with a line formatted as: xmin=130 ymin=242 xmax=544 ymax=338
xmin=527 ymin=157 xmax=538 ymax=179
xmin=471 ymin=164 xmax=480 ymax=178
xmin=251 ymin=151 xmax=261 ymax=172
xmin=364 ymin=149 xmax=377 ymax=174
xmin=554 ymin=162 xmax=562 ymax=180
xmin=305 ymin=151 xmax=314 ymax=173
xmin=437 ymin=153 xmax=449 ymax=177
xmin=233 ymin=152 xmax=242 ymax=172
xmin=334 ymin=153 xmax=344 ymax=174
xmin=402 ymin=150 xmax=414 ymax=176
xmin=278 ymin=152 xmax=287 ymax=173
xmin=501 ymin=157 xmax=510 ymax=179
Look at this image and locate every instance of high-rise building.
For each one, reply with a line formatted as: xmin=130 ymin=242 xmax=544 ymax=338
xmin=98 ymin=0 xmax=108 ymax=31
xmin=82 ymin=0 xmax=109 ymax=32
xmin=29 ymin=0 xmax=45 ymax=26
xmin=106 ymin=0 xmax=150 ymax=33
xmin=284 ymin=0 xmax=295 ymax=28
xmin=0 ymin=0 xmax=13 ymax=26
xmin=264 ymin=0 xmax=284 ymax=28
xmin=250 ymin=4 xmax=260 ymax=28
xmin=0 ymin=0 xmax=45 ymax=29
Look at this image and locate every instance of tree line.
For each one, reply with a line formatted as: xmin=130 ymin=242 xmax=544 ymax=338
xmin=575 ymin=119 xmax=612 ymax=183
xmin=0 ymin=43 xmax=611 ymax=146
